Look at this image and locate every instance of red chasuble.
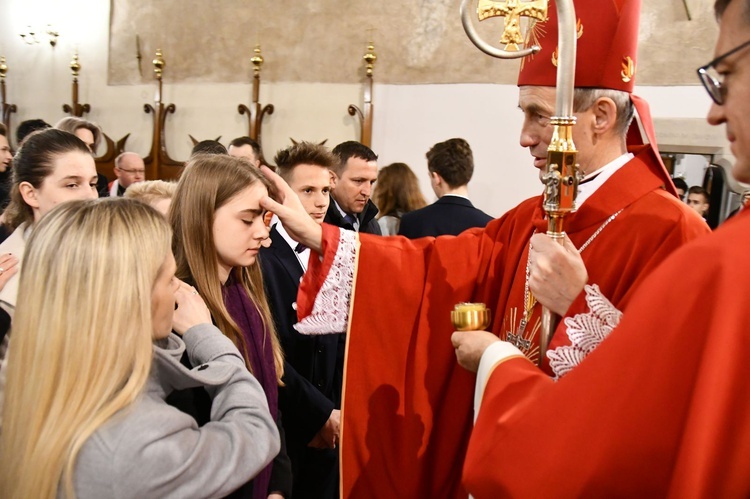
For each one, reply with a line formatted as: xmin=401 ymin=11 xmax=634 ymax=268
xmin=297 ymin=146 xmax=709 ymax=498
xmin=464 ymin=209 xmax=750 ymax=498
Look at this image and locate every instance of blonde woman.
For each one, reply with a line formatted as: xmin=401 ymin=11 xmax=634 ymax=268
xmin=124 ymin=179 xmax=177 ymax=215
xmin=0 ymin=128 xmax=99 ymax=423
xmin=171 ymin=155 xmax=290 ymax=499
xmin=0 ymin=199 xmax=279 ymax=498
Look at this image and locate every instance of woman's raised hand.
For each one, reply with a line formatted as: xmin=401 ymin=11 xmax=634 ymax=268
xmin=172 ymin=279 xmax=212 ymax=335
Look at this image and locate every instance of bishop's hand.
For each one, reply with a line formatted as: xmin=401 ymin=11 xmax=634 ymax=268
xmin=451 ymin=331 xmax=500 ymax=373
xmin=260 ymin=165 xmax=323 ymax=253
xmin=528 ymin=233 xmax=588 ymax=316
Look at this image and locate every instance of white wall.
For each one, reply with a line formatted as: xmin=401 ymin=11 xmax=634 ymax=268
xmin=0 ymin=1 xmax=727 ymax=218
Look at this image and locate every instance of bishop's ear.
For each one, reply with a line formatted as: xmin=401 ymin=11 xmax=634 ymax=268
xmin=592 ymin=96 xmax=618 ymax=135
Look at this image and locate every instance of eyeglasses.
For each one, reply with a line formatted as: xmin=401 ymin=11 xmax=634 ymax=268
xmin=116 ymin=167 xmax=146 ymax=175
xmin=697 ymin=39 xmax=750 ymax=105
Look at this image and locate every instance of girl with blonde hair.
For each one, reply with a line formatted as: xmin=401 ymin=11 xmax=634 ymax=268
xmin=124 ymin=179 xmax=177 ymax=215
xmin=0 ymin=128 xmax=99 ymax=423
xmin=170 ymin=154 xmax=290 ymax=499
xmin=0 ymin=198 xmax=279 ymax=498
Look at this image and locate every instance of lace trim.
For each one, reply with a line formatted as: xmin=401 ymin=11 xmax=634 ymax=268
xmin=547 ymin=284 xmax=622 ymax=379
xmin=294 ymin=229 xmax=357 ymax=335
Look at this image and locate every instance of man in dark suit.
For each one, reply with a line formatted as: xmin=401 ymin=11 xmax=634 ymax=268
xmin=325 ymin=141 xmax=381 ymax=235
xmin=399 ymin=138 xmax=492 ymax=238
xmin=260 ymin=142 xmax=341 ymax=499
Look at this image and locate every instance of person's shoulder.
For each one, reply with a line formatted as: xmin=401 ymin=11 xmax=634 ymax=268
xmin=401 ymin=203 xmax=433 ymax=221
xmin=643 ymin=210 xmax=750 ymax=288
xmin=398 ymin=204 xmax=437 ymax=236
xmin=631 ymin=188 xmax=711 ymax=232
xmin=500 ymin=195 xmax=539 ymax=221
xmin=467 ymin=204 xmax=493 ymax=223
xmin=378 ymin=215 xmax=400 ymax=236
xmin=0 ymin=224 xmax=27 ymax=253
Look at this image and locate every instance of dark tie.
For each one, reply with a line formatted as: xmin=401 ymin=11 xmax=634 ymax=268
xmin=344 ymin=213 xmax=357 ymax=227
xmin=295 ymin=243 xmax=308 ymax=253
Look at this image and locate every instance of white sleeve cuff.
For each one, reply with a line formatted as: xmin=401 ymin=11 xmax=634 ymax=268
xmin=474 ymin=341 xmax=524 ymax=421
xmin=548 ymin=284 xmax=622 ymax=379
xmin=294 ymin=229 xmax=358 ymax=335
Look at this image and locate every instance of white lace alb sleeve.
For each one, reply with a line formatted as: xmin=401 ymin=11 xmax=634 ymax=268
xmin=547 ymin=284 xmax=623 ymax=379
xmin=293 ymin=229 xmax=358 ymax=335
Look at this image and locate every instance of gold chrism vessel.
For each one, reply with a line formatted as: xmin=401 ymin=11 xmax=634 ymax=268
xmin=451 ymin=303 xmax=492 ymax=331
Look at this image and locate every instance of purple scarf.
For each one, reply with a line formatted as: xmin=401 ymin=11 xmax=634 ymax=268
xmin=223 ymin=274 xmax=278 ymax=499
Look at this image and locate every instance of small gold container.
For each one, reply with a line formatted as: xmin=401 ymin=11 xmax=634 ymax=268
xmin=451 ymin=303 xmax=491 ymax=331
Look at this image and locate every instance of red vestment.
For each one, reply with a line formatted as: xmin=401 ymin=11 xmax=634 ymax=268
xmin=298 ymin=146 xmax=709 ymax=498
xmin=464 ymin=209 xmax=750 ymax=498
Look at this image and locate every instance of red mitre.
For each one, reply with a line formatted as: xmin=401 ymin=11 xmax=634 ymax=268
xmin=517 ymin=0 xmax=640 ymax=92
xmin=517 ymin=0 xmax=677 ymax=195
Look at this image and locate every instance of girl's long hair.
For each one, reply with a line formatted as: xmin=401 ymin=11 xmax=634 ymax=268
xmin=0 ymin=198 xmax=172 ymax=498
xmin=170 ymin=154 xmax=284 ymax=382
xmin=373 ymin=162 xmax=427 ymax=218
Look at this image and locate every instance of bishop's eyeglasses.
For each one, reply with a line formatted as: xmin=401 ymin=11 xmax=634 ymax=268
xmin=697 ymin=39 xmax=750 ymax=105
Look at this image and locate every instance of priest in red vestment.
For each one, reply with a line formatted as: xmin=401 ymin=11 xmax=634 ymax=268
xmin=453 ymin=0 xmax=750 ymax=495
xmin=261 ymin=0 xmax=710 ymax=496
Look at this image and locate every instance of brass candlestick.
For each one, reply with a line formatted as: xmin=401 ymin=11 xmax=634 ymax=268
xmin=251 ymin=44 xmax=264 ymax=76
xmin=451 ymin=303 xmax=492 ymax=331
xmin=153 ymin=49 xmax=165 ymax=80
xmin=348 ymin=40 xmax=377 ymax=147
xmin=63 ymin=52 xmax=90 ymax=117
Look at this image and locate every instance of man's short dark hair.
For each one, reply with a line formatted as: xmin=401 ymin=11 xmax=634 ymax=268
xmin=688 ymin=185 xmax=710 ymax=202
xmin=191 ymin=140 xmax=227 ymax=156
xmin=0 ymin=123 xmax=7 ymax=138
xmin=672 ymin=177 xmax=688 ymax=193
xmin=331 ymin=141 xmax=377 ymax=176
xmin=229 ymin=136 xmax=261 ymax=156
xmin=16 ymin=119 xmax=51 ymax=145
xmin=274 ymin=142 xmax=336 ymax=182
xmin=426 ymin=138 xmax=474 ymax=188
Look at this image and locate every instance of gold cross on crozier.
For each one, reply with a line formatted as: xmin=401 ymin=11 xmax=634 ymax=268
xmin=477 ymin=0 xmax=548 ymax=51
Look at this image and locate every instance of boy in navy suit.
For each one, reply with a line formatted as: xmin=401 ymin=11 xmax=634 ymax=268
xmin=260 ymin=142 xmax=342 ymax=499
xmin=399 ymin=138 xmax=492 ymax=238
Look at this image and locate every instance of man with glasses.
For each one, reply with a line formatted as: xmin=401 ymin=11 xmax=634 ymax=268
xmin=110 ymin=152 xmax=146 ymax=196
xmin=454 ymin=0 xmax=750 ymax=495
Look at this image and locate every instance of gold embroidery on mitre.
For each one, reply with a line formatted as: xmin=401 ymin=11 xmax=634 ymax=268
xmin=621 ymin=56 xmax=635 ymax=82
xmin=520 ymin=13 xmax=548 ymax=70
xmin=546 ymin=19 xmax=579 ymax=69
